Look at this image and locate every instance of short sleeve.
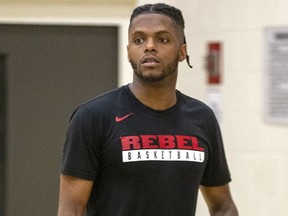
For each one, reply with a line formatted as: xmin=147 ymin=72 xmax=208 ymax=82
xmin=201 ymin=112 xmax=231 ymax=187
xmin=61 ymin=104 xmax=101 ymax=180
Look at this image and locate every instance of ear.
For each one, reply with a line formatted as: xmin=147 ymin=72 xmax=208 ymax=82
xmin=178 ymin=44 xmax=187 ymax=62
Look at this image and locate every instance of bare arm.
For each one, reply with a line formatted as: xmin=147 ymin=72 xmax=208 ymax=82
xmin=57 ymin=174 xmax=94 ymax=216
xmin=200 ymin=184 xmax=238 ymax=216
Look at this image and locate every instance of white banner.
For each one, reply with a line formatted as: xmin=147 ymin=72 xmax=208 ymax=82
xmin=264 ymin=26 xmax=288 ymax=124
xmin=122 ymin=149 xmax=205 ymax=163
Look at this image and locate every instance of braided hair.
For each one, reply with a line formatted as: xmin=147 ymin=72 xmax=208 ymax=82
xmin=129 ymin=3 xmax=193 ymax=68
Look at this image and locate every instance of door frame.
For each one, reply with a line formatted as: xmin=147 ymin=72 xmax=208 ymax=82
xmin=0 ymin=13 xmax=132 ymax=215
xmin=0 ymin=54 xmax=7 ymax=216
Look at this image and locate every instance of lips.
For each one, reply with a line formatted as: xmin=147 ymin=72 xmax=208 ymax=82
xmin=141 ymin=55 xmax=160 ymax=66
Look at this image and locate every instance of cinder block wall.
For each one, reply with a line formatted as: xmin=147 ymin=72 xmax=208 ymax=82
xmin=138 ymin=0 xmax=288 ymax=215
xmin=1 ymin=0 xmax=287 ymax=215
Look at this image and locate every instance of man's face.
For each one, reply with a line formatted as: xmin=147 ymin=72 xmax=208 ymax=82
xmin=127 ymin=14 xmax=186 ymax=82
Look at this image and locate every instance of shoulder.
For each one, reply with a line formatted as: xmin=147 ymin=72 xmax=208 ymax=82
xmin=85 ymin=85 xmax=127 ymax=109
xmin=176 ymin=90 xmax=220 ymax=130
xmin=70 ymin=85 xmax=128 ymax=121
xmin=177 ymin=90 xmax=214 ymax=115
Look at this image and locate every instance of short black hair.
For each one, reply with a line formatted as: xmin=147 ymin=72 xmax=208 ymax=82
xmin=129 ymin=3 xmax=192 ymax=68
xmin=130 ymin=3 xmax=185 ymax=30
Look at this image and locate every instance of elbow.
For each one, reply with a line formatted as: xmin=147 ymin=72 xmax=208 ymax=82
xmin=210 ymin=201 xmax=239 ymax=216
xmin=57 ymin=203 xmax=86 ymax=216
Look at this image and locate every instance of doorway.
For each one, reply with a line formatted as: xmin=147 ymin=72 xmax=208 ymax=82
xmin=0 ymin=24 xmax=118 ymax=216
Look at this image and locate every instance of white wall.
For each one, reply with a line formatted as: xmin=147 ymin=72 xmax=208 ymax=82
xmin=138 ymin=0 xmax=288 ymax=215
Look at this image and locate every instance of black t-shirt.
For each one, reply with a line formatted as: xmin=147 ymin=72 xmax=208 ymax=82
xmin=61 ymin=85 xmax=231 ymax=216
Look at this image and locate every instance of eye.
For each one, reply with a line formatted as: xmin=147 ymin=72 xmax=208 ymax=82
xmin=134 ymin=38 xmax=144 ymax=44
xmin=159 ymin=37 xmax=168 ymax=43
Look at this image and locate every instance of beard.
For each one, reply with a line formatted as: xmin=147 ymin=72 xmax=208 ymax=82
xmin=130 ymin=58 xmax=179 ymax=82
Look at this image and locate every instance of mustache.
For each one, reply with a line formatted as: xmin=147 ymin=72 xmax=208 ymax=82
xmin=140 ymin=55 xmax=161 ymax=64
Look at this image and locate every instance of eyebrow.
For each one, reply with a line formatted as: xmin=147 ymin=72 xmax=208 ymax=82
xmin=130 ymin=30 xmax=173 ymax=37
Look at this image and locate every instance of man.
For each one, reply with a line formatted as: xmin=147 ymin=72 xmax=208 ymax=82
xmin=57 ymin=3 xmax=238 ymax=216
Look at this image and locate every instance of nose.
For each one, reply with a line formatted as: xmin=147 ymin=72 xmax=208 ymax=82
xmin=145 ymin=38 xmax=157 ymax=53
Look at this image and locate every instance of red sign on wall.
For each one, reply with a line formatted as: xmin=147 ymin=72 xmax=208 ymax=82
xmin=206 ymin=42 xmax=222 ymax=84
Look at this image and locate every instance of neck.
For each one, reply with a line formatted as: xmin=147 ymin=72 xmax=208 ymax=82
xmin=129 ymin=78 xmax=177 ymax=111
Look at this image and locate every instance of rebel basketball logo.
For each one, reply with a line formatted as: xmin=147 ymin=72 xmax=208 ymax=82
xmin=120 ymin=135 xmax=205 ymax=163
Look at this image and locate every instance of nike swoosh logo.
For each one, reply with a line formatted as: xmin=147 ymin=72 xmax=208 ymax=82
xmin=115 ymin=113 xmax=133 ymax=122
